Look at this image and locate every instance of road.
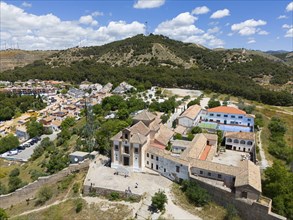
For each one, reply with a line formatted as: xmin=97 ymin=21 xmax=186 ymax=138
xmin=2 ymin=131 xmax=59 ymax=162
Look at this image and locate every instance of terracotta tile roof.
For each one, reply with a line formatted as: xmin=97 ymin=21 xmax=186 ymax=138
xmin=129 ymin=121 xmax=150 ymax=136
xmin=130 ymin=133 xmax=147 ymax=144
xmin=172 ymin=140 xmax=191 ymax=149
xmin=180 ymin=134 xmax=207 ymax=160
xmin=133 ymin=110 xmax=156 ymax=121
xmin=199 ymin=145 xmax=211 ymax=161
xmin=225 ymin=132 xmax=255 ymax=140
xmin=235 ymin=160 xmax=261 ymax=192
xmin=208 ymin=106 xmax=246 ymax=115
xmin=110 ymin=131 xmax=122 ymax=141
xmin=178 ymin=104 xmax=202 ymax=120
xmin=51 ymin=120 xmax=62 ymax=127
xmin=149 ymin=117 xmax=161 ymax=131
xmin=174 ymin=125 xmax=187 ymax=135
xmin=154 ymin=124 xmax=174 ymax=146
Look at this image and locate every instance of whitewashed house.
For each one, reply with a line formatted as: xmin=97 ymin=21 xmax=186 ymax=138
xmin=177 ymin=104 xmax=202 ymax=128
xmin=224 ymin=131 xmax=255 ymax=152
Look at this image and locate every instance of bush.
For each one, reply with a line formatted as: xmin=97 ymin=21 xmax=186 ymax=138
xmin=0 ymin=208 xmax=8 ymax=220
xmin=75 ymin=199 xmax=83 ymax=213
xmin=8 ymin=176 xmax=24 ymax=192
xmin=73 ymin=183 xmax=80 ymax=194
xmin=35 ymin=186 xmax=53 ymax=206
xmin=151 ymin=190 xmax=167 ymax=212
xmin=191 ymin=126 xmax=202 ymax=134
xmin=225 ymin=204 xmax=240 ymax=220
xmin=9 ymin=168 xmax=20 ymax=177
xmin=109 ymin=192 xmax=120 ymax=201
xmin=181 ymin=180 xmax=210 ymax=207
xmin=174 ymin=133 xmax=182 ymax=140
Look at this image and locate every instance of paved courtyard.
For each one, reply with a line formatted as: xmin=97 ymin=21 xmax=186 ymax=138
xmin=85 ymin=165 xmax=172 ymax=196
xmin=212 ymin=149 xmax=250 ymax=167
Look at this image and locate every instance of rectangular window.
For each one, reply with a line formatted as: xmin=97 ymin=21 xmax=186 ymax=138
xmin=247 ymin=119 xmax=251 ymax=121
xmin=134 ymin=148 xmax=139 ymax=154
xmin=231 ymin=115 xmax=235 ymax=118
xmin=156 ymin=165 xmax=158 ymax=170
xmin=124 ymin=146 xmax=129 ymax=154
xmin=151 ymin=155 xmax=153 ymax=159
xmin=218 ymin=174 xmax=222 ymax=179
xmin=210 ymin=113 xmax=214 ymax=116
xmin=147 ymin=161 xmax=149 ymax=165
xmin=114 ymin=145 xmax=119 ymax=151
xmin=176 ymin=166 xmax=180 ymax=173
xmin=216 ymin=114 xmax=221 ymax=117
xmin=224 ymin=115 xmax=228 ymax=117
xmin=200 ymin=170 xmax=203 ymax=174
xmin=147 ymin=153 xmax=149 ymax=157
xmin=156 ymin=156 xmax=158 ymax=161
xmin=124 ymin=133 xmax=128 ymax=139
xmin=238 ymin=116 xmax=243 ymax=119
xmin=164 ymin=168 xmax=166 ymax=172
xmin=216 ymin=120 xmax=220 ymax=123
xmin=208 ymin=172 xmax=211 ymax=176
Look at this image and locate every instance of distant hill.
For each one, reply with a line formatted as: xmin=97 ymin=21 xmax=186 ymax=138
xmin=266 ymin=51 xmax=293 ymax=67
xmin=0 ymin=34 xmax=292 ymax=106
xmin=0 ymin=49 xmax=56 ymax=72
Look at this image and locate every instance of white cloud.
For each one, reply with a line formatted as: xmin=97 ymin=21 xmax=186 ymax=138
xmin=210 ymin=9 xmax=230 ymax=19
xmin=154 ymin=12 xmax=224 ymax=48
xmin=231 ymin=19 xmax=267 ymax=36
xmin=192 ymin=6 xmax=210 ymax=15
xmin=227 ymin=33 xmax=233 ymax=36
xmin=282 ymin=24 xmax=293 ymax=29
xmin=277 ymin=15 xmax=287 ymax=19
xmin=247 ymin=38 xmax=256 ymax=44
xmin=133 ymin=0 xmax=165 ymax=9
xmin=0 ymin=2 xmax=145 ymax=50
xmin=207 ymin=27 xmax=220 ymax=34
xmin=286 ymin=2 xmax=293 ymax=11
xmin=258 ymin=30 xmax=269 ymax=35
xmin=285 ymin=29 xmax=293 ymax=37
xmin=79 ymin=15 xmax=93 ymax=24
xmin=282 ymin=24 xmax=293 ymax=38
xmin=91 ymin=11 xmax=104 ymax=17
xmin=22 ymin=2 xmax=31 ymax=8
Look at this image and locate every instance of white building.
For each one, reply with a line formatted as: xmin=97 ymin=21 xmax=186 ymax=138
xmin=202 ymin=106 xmax=254 ymax=132
xmin=177 ymin=104 xmax=202 ymax=128
xmin=224 ymin=131 xmax=255 ymax=152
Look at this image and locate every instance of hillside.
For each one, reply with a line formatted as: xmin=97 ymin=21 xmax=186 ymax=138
xmin=0 ymin=49 xmax=56 ymax=72
xmin=266 ymin=51 xmax=293 ymax=67
xmin=0 ymin=34 xmax=292 ymax=106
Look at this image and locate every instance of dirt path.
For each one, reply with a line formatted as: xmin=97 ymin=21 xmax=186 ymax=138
xmin=257 ymin=128 xmax=269 ymax=169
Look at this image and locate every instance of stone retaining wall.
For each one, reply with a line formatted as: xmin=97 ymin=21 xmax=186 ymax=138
xmin=0 ymin=160 xmax=90 ymax=209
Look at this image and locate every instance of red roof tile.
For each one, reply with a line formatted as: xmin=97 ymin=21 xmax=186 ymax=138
xmin=208 ymin=106 xmax=246 ymax=115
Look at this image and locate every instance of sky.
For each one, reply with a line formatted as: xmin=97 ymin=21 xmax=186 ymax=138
xmin=0 ymin=0 xmax=292 ymax=51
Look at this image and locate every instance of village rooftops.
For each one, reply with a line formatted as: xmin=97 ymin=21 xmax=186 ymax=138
xmin=178 ymin=104 xmax=202 ymax=120
xmin=208 ymin=106 xmax=246 ymax=115
xmin=129 ymin=121 xmax=150 ymax=136
xmin=133 ymin=110 xmax=156 ymax=122
xmin=225 ymin=131 xmax=255 ymax=140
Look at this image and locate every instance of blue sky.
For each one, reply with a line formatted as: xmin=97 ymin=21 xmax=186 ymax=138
xmin=0 ymin=0 xmax=292 ymax=51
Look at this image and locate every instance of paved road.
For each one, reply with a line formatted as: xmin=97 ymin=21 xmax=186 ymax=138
xmin=2 ymin=131 xmax=59 ymax=162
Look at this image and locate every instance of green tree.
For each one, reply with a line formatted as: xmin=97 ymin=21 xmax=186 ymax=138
xmin=9 ymin=168 xmax=20 ymax=177
xmin=27 ymin=119 xmax=44 ymax=138
xmin=61 ymin=117 xmax=76 ymax=130
xmin=181 ymin=180 xmax=210 ymax=207
xmin=8 ymin=176 xmax=23 ymax=192
xmin=0 ymin=134 xmax=19 ymax=154
xmin=151 ymin=190 xmax=168 ymax=212
xmin=191 ymin=126 xmax=202 ymax=134
xmin=117 ymin=108 xmax=129 ymax=120
xmin=268 ymin=117 xmax=286 ymax=135
xmin=208 ymin=99 xmax=221 ymax=108
xmin=263 ymin=161 xmax=293 ymax=218
xmin=0 ymin=181 xmax=7 ymax=195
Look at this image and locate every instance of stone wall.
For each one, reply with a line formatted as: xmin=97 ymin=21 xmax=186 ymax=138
xmin=0 ymin=160 xmax=90 ymax=209
xmin=190 ymin=176 xmax=286 ymax=220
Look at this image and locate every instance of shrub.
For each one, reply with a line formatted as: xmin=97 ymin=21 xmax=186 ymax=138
xmin=151 ymin=190 xmax=167 ymax=212
xmin=181 ymin=180 xmax=210 ymax=207
xmin=109 ymin=192 xmax=120 ymax=201
xmin=75 ymin=199 xmax=83 ymax=213
xmin=0 ymin=208 xmax=8 ymax=220
xmin=9 ymin=168 xmax=20 ymax=177
xmin=73 ymin=183 xmax=80 ymax=194
xmin=35 ymin=186 xmax=53 ymax=206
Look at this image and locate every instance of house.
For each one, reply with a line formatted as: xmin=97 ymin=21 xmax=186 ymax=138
xmin=112 ymin=82 xmax=136 ymax=94
xmin=177 ymin=104 xmax=202 ymax=128
xmin=67 ymin=88 xmax=85 ymax=98
xmin=15 ymin=126 xmax=29 ymax=140
xmin=202 ymin=106 xmax=254 ymax=132
xmin=225 ymin=131 xmax=255 ymax=152
xmin=40 ymin=116 xmax=55 ymax=126
xmin=69 ymin=151 xmax=89 ymax=163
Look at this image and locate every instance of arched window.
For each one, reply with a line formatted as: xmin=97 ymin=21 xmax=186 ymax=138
xmin=227 ymin=138 xmax=232 ymax=143
xmin=240 ymin=140 xmax=245 ymax=145
xmin=234 ymin=139 xmax=239 ymax=144
xmin=247 ymin=141 xmax=253 ymax=145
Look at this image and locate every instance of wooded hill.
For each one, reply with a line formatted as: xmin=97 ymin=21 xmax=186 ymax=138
xmin=0 ymin=34 xmax=292 ymax=106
